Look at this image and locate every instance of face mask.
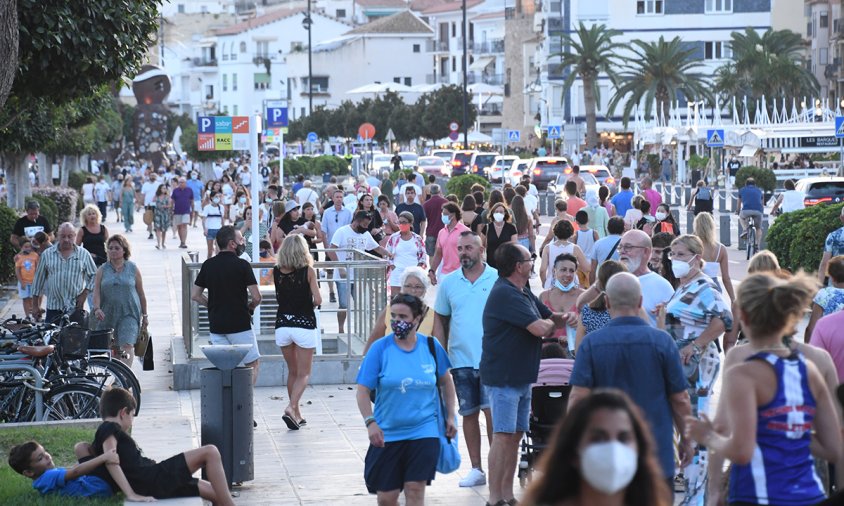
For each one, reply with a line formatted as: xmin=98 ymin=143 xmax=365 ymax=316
xmin=655 ymin=211 xmax=668 ymax=221
xmin=259 ymin=250 xmax=270 ymax=258
xmin=671 ymin=257 xmax=694 ymax=278
xmin=238 ymin=197 xmax=247 ymax=204
xmin=580 ymin=441 xmax=638 ymax=495
xmin=355 ymin=225 xmax=368 ymax=234
xmin=493 ymin=212 xmax=505 ymax=222
xmin=191 ymin=174 xmax=197 ymax=180
xmin=399 ymin=223 xmax=412 ymax=233
xmin=212 ymin=197 xmax=220 ymax=204
xmin=441 ymin=214 xmax=451 ymax=225
xmin=234 ymin=242 xmax=246 ymax=256
xmin=390 ymin=319 xmax=415 ymax=340
xmin=554 ymin=279 xmax=577 ymax=292
xmin=265 ymin=197 xmax=273 ymax=204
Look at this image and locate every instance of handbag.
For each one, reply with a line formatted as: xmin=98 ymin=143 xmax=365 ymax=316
xmin=142 ymin=334 xmax=155 ymax=371
xmin=426 ymin=336 xmax=461 ymax=474
xmin=135 ymin=326 xmax=150 ymax=358
xmin=143 ymin=209 xmax=154 ymax=226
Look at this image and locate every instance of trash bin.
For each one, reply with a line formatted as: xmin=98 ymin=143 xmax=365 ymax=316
xmin=200 ymin=345 xmax=254 ymax=486
xmin=322 ymin=171 xmax=331 ymax=183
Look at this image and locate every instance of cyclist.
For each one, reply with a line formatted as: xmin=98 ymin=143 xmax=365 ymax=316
xmin=736 ymin=177 xmax=764 ymax=252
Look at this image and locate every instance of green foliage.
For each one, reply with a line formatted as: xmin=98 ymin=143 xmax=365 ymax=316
xmin=269 ymin=156 xmax=348 ymax=178
xmin=25 ymin=194 xmax=57 ymax=230
xmin=0 ymin=203 xmax=21 ymax=282
xmin=416 ymin=86 xmax=477 ymax=140
xmin=767 ymin=203 xmax=844 ymax=274
xmin=67 ymin=170 xmax=97 ymax=194
xmin=446 ymin=175 xmax=490 ymax=201
xmin=180 ymin=123 xmax=237 ymax=162
xmin=33 ymin=187 xmax=79 ymax=225
xmin=687 ymin=154 xmax=710 ymax=170
xmin=735 ymin=166 xmax=776 ymax=192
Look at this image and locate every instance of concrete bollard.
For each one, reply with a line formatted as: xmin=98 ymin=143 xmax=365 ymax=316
xmin=718 ymin=189 xmax=727 ymax=213
xmin=685 ymin=211 xmax=694 ymax=234
xmin=730 ymin=192 xmax=738 ymax=214
xmin=761 ymin=215 xmax=769 ymax=250
xmin=720 ymin=214 xmax=732 ymax=247
xmin=670 ymin=209 xmax=680 ymax=227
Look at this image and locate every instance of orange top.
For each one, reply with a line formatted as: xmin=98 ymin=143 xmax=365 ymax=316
xmin=15 ymin=251 xmax=39 ymax=285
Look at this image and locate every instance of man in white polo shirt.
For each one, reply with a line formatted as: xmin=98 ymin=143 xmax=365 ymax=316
xmin=617 ymin=229 xmax=674 ymax=326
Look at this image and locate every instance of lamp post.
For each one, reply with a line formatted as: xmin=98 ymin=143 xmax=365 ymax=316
xmin=303 ymin=2 xmax=313 ymax=116
xmin=462 ymin=0 xmax=468 ymax=146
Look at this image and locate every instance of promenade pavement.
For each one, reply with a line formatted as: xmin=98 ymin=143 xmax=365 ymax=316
xmin=0 ymin=202 xmax=763 ymax=505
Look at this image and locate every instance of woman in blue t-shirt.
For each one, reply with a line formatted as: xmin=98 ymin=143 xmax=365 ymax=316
xmin=356 ymin=294 xmax=457 ymax=504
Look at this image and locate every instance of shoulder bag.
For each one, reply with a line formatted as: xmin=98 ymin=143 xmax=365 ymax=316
xmin=427 ymin=336 xmax=461 ymax=474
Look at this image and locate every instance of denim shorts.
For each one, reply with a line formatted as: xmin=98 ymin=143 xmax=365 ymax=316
xmin=17 ymin=283 xmax=32 ymax=298
xmin=425 ymin=235 xmax=437 ymax=257
xmin=334 ymin=280 xmax=355 ymax=309
xmin=487 ymin=383 xmax=532 ymax=434
xmin=209 ymin=329 xmax=260 ymax=365
xmin=451 ymin=367 xmax=489 ymax=416
xmin=206 ymin=228 xmax=220 ymax=240
xmin=364 ymin=438 xmax=438 ymax=493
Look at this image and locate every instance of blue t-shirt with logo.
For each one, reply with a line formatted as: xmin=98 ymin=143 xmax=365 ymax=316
xmin=739 ymin=185 xmax=764 ymax=211
xmin=357 ymin=333 xmax=451 ymax=442
xmin=32 ymin=468 xmax=112 ymax=497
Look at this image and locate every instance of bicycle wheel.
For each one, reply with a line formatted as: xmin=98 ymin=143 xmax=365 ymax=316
xmin=42 ymin=382 xmax=103 ymax=420
xmin=85 ymin=358 xmax=142 ymax=414
xmin=746 ymin=226 xmax=756 ymax=261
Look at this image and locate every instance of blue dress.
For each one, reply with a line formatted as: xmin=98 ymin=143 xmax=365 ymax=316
xmin=729 ymin=351 xmax=825 ymax=505
xmin=97 ymin=261 xmax=142 ymax=346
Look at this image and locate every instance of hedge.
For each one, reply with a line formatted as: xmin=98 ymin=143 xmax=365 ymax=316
xmin=67 ymin=171 xmax=97 ymax=194
xmin=268 ymin=156 xmax=349 ymax=179
xmin=446 ymin=175 xmax=490 ymax=201
xmin=735 ymin=166 xmax=776 ymax=192
xmin=0 ymin=203 xmax=21 ymax=283
xmin=766 ymin=202 xmax=844 ymax=274
xmin=33 ymin=187 xmax=79 ymax=225
xmin=26 ymin=195 xmax=57 ymax=231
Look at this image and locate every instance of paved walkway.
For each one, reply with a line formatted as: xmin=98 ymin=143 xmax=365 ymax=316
xmin=0 ymin=203 xmax=764 ymax=504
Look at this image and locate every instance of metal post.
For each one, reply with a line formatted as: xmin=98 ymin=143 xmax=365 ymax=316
xmin=306 ymin=0 xmax=313 ymax=116
xmin=249 ymin=115 xmax=262 ymax=331
xmin=278 ymin=138 xmax=284 ymax=186
xmin=461 ymin=0 xmax=468 ymax=147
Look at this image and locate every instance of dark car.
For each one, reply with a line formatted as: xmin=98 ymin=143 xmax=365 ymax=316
xmin=527 ymin=157 xmax=570 ymax=190
xmin=450 ymin=150 xmax=477 ymax=176
xmin=469 ymin=152 xmax=499 ymax=178
xmin=796 ymin=177 xmax=844 ymax=206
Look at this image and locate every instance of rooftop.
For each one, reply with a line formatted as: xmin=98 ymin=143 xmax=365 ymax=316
xmin=346 ymin=11 xmax=433 ymax=35
xmin=421 ymin=0 xmax=484 ymax=15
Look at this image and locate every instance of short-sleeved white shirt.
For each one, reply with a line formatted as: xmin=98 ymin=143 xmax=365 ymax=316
xmin=639 ymin=271 xmax=675 ymax=327
xmin=330 ymin=225 xmax=378 ymax=280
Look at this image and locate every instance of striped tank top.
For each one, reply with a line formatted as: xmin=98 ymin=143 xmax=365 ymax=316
xmin=728 ymin=351 xmax=825 ymax=505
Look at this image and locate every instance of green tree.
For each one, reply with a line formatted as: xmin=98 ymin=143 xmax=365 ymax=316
xmin=607 ymin=36 xmax=713 ymax=126
xmin=415 ymin=85 xmax=477 ymax=140
xmin=715 ymin=28 xmax=818 ymax=109
xmin=551 ymin=23 xmax=627 ymax=148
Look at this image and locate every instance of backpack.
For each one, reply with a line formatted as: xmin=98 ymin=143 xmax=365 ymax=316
xmin=696 ymin=186 xmax=712 ymax=200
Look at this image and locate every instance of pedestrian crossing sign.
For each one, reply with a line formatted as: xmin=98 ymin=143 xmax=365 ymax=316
xmin=836 ymin=116 xmax=844 ymax=138
xmin=547 ymin=125 xmax=561 ymax=139
xmin=706 ymin=129 xmax=725 ymax=147
xmin=508 ymin=130 xmax=521 ymax=142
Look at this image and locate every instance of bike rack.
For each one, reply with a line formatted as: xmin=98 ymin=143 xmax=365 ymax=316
xmin=0 ymin=361 xmax=46 ymax=420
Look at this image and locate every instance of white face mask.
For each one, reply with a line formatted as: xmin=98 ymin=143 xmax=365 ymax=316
xmin=671 ymin=257 xmax=694 ymax=278
xmin=441 ymin=214 xmax=451 ymax=225
xmin=580 ymin=441 xmax=638 ymax=495
xmin=655 ymin=211 xmax=668 ymax=221
xmin=493 ymin=212 xmax=505 ymax=223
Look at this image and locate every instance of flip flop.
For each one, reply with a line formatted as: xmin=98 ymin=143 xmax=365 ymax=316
xmin=298 ymin=419 xmax=307 ymax=426
xmin=282 ymin=414 xmax=300 ymax=430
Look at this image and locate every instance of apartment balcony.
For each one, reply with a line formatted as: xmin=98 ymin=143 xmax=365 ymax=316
xmin=191 ymin=57 xmax=217 ymax=67
xmin=426 ymin=40 xmax=449 ymax=52
xmin=426 ymin=74 xmax=450 ymax=84
xmin=467 ymin=72 xmax=504 ymax=85
xmin=479 ymin=104 xmax=502 ymax=116
xmin=472 ymin=39 xmax=505 ymax=54
xmin=456 ymin=37 xmax=475 ymax=51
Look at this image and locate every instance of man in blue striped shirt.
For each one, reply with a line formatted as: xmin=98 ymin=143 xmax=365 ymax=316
xmin=32 ymin=223 xmax=97 ymax=323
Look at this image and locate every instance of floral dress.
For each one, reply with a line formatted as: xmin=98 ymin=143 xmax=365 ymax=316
xmin=813 ymin=286 xmax=844 ymax=316
xmin=153 ymin=194 xmax=172 ymax=231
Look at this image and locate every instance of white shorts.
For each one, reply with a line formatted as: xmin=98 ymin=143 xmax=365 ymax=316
xmin=275 ymin=326 xmax=319 ymax=349
xmin=209 ymin=330 xmax=260 ymax=365
xmin=173 ymin=214 xmax=190 ymax=226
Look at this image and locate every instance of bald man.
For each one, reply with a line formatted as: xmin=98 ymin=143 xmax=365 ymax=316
xmin=568 ymin=272 xmax=693 ymax=483
xmin=617 ymin=229 xmax=674 ymax=326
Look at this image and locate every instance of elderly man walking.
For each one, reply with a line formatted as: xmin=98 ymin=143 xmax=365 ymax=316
xmin=31 ymin=223 xmax=97 ymax=323
xmin=568 ymin=272 xmax=693 ymax=483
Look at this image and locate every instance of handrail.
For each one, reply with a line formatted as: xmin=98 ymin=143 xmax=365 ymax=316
xmin=0 ymin=362 xmax=46 ymax=420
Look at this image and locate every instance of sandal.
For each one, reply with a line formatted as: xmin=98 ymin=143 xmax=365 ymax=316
xmin=282 ymin=414 xmax=300 ymax=430
xmin=298 ymin=419 xmax=307 ymax=426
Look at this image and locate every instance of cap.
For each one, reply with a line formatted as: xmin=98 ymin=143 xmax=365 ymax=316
xmin=25 ymin=200 xmax=40 ymax=210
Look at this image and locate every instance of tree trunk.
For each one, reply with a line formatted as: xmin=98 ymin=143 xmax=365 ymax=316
xmin=36 ymin=152 xmax=50 ymax=186
xmin=59 ymin=155 xmax=69 ymax=187
xmin=0 ymin=0 xmax=18 ymax=111
xmin=582 ymin=74 xmax=599 ymax=149
xmin=5 ymin=153 xmax=31 ymax=209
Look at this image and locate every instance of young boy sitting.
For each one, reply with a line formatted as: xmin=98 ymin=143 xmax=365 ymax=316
xmin=14 ymin=239 xmax=39 ymax=320
xmin=8 ymin=440 xmax=118 ymax=497
xmin=93 ymin=387 xmax=234 ymax=505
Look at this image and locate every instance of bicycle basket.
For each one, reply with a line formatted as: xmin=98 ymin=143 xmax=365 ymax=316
xmin=58 ymin=327 xmax=90 ymax=358
xmin=88 ymin=329 xmax=114 ymax=350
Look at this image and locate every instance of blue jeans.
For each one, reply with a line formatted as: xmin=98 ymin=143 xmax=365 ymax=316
xmin=487 ymin=383 xmax=531 ymax=434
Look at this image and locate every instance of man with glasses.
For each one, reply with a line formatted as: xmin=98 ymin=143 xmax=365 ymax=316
xmin=480 ymin=243 xmax=569 ymax=506
xmin=433 ymin=232 xmax=497 ymax=487
xmin=322 ymin=190 xmax=352 ymax=303
xmin=617 ymin=230 xmax=674 ymax=326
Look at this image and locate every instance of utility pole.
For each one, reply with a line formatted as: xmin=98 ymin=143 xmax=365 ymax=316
xmin=303 ymin=0 xmax=313 ymax=115
xmin=462 ymin=0 xmax=468 ymax=146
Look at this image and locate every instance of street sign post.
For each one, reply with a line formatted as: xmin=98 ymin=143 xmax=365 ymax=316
xmin=266 ymin=107 xmax=288 ymax=128
xmin=358 ymin=123 xmax=376 ymax=170
xmin=547 ymin=125 xmax=561 ymax=156
xmin=836 ymin=117 xmax=844 ymax=170
xmin=307 ymin=131 xmax=318 ymax=155
xmin=706 ymin=129 xmax=725 ymax=147
xmin=507 ymin=130 xmax=521 ymax=143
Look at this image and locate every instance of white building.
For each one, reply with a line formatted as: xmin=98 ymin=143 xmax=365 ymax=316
xmin=285 ymin=11 xmax=434 ymax=119
xmin=804 ymin=0 xmax=842 ymax=102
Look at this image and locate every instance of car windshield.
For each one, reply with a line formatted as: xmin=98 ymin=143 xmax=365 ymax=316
xmin=535 ymin=161 xmax=568 ymax=173
xmin=453 ymin=152 xmax=473 ymax=165
xmin=808 ymin=181 xmax=844 ymax=197
xmin=474 ymin=155 xmax=497 ymax=167
xmin=556 ymin=173 xmax=598 ymax=185
xmin=432 ymin=151 xmax=452 ymax=160
xmin=419 ymin=158 xmax=441 ymax=166
xmin=494 ymin=159 xmax=513 ymax=168
xmin=401 ymin=154 xmax=418 ymax=162
xmin=373 ymin=155 xmax=391 ymax=162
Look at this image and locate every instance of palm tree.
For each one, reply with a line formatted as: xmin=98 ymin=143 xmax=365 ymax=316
xmin=551 ymin=23 xmax=627 ymax=148
xmin=607 ymin=36 xmax=713 ymax=126
xmin=715 ymin=28 xmax=818 ymax=108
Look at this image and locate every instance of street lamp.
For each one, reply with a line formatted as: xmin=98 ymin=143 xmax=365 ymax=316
xmin=302 ymin=3 xmax=313 ymax=116
xmin=462 ymin=0 xmax=468 ymax=146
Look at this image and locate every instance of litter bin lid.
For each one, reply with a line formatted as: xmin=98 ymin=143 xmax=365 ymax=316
xmin=201 ymin=345 xmax=252 ymax=370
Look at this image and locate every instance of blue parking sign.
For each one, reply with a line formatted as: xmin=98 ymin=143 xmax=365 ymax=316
xmin=267 ymin=107 xmax=288 ymax=128
xmin=198 ymin=116 xmax=215 ymax=133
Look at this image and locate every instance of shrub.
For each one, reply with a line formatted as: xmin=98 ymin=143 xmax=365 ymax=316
xmin=67 ymin=171 xmax=97 ymax=194
xmin=735 ymin=166 xmax=776 ymax=192
xmin=33 ymin=187 xmax=79 ymax=225
xmin=0 ymin=203 xmax=20 ymax=282
xmin=446 ymin=175 xmax=490 ymax=201
xmin=766 ymin=202 xmax=844 ymax=274
xmin=26 ymin=194 xmax=58 ymax=231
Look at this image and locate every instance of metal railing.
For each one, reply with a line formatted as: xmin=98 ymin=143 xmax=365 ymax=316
xmin=473 ymin=39 xmax=504 ymax=54
xmin=181 ymin=250 xmax=389 ymax=359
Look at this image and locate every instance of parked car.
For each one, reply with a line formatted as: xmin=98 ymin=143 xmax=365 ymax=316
xmin=527 ymin=157 xmax=570 ymax=190
xmin=488 ymin=155 xmax=520 ymax=183
xmin=431 ymin=149 xmax=454 ymax=162
xmin=417 ymin=156 xmax=452 ymax=178
xmin=450 ymin=150 xmax=478 ymax=176
xmin=548 ymin=172 xmax=600 ymax=199
xmin=509 ymin=159 xmax=531 ymax=185
xmin=399 ymin=152 xmax=419 ymax=170
xmin=578 ymin=165 xmax=617 ymax=193
xmin=470 ymin=152 xmax=499 ymax=178
xmin=371 ymin=153 xmax=393 ymax=172
xmin=796 ymin=176 xmax=844 ymax=206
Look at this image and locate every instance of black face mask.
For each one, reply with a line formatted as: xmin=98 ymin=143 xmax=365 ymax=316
xmin=235 ymin=243 xmax=246 ymax=257
xmin=355 ymin=225 xmax=368 ymax=234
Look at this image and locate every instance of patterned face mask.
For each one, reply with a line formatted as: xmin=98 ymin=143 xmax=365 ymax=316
xmin=390 ymin=319 xmax=414 ymax=339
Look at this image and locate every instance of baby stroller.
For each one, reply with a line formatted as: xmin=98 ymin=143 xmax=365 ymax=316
xmin=517 ymin=379 xmax=572 ymax=487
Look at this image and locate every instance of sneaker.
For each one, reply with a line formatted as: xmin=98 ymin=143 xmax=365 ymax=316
xmin=329 ymin=293 xmax=336 ymax=303
xmin=459 ymin=468 xmax=486 ymax=487
xmin=148 ymin=233 xmax=153 ymax=240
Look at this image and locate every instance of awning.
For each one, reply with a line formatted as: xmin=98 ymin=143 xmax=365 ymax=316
xmin=738 ymin=145 xmax=758 ymax=157
xmin=469 ymin=56 xmax=494 ymax=71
